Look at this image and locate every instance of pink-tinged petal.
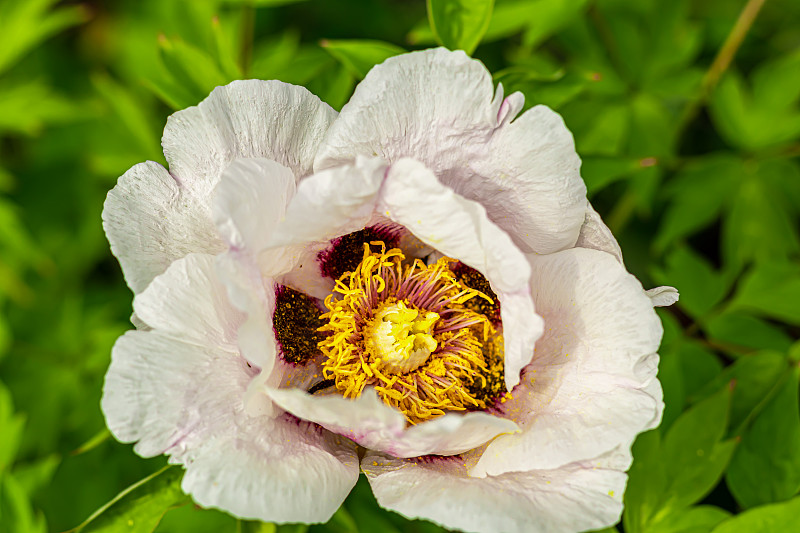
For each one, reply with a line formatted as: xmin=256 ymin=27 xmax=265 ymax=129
xmin=268 ymin=156 xmax=388 ymax=249
xmin=265 ymin=387 xmax=518 ymax=458
xmin=472 ymin=248 xmax=663 ymax=476
xmin=378 ymin=158 xmax=542 ymax=390
xmin=102 ymin=327 xmax=358 ymax=524
xmin=362 ymin=451 xmax=625 ymax=533
xmin=102 ymin=162 xmax=224 ymax=294
xmin=575 ymin=203 xmax=624 ymax=264
xmin=133 ymin=254 xmax=244 ymax=352
xmin=102 ymin=329 xmax=247 ymax=459
xmin=646 ymin=286 xmax=680 ymax=307
xmin=316 ymin=48 xmax=587 ymax=255
xmin=212 ymin=158 xmax=297 ymax=258
xmin=182 ymin=418 xmax=359 ymax=524
xmin=215 ymin=252 xmax=278 ymax=383
xmin=163 ymin=80 xmax=337 ymax=198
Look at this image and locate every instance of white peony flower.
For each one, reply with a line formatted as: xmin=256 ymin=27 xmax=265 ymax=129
xmin=102 ymin=48 xmax=676 ymax=533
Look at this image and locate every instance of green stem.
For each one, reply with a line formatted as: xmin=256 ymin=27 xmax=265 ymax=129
xmin=240 ymin=0 xmax=255 ymax=77
xmin=677 ymin=0 xmax=768 ymax=133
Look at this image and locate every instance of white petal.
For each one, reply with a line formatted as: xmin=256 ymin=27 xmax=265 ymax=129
xmin=362 ymin=452 xmax=625 ymax=533
xmin=316 ymin=48 xmax=587 ymax=255
xmin=266 ymin=387 xmax=518 ymax=458
xmin=163 ymin=80 xmax=337 ymax=198
xmin=215 ymin=252 xmax=278 ymax=376
xmin=133 ymin=254 xmax=244 ymax=352
xmin=268 ymin=156 xmax=388 ymax=248
xmin=102 ymin=330 xmax=254 ymax=458
xmin=103 ymin=328 xmax=358 ymax=523
xmin=378 ymin=158 xmax=542 ymax=390
xmin=472 ymin=248 xmax=663 ymax=476
xmin=182 ymin=417 xmax=359 ymax=524
xmin=212 ymin=158 xmax=297 ymax=257
xmin=646 ymin=286 xmax=680 ymax=307
xmin=575 ymin=203 xmax=624 ymax=264
xmin=102 ymin=162 xmax=224 ymax=294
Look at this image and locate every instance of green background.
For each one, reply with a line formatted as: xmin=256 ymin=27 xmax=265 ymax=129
xmin=1 ymin=0 xmax=799 ymax=531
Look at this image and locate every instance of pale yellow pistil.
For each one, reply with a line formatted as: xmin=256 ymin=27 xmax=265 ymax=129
xmin=365 ymin=301 xmax=439 ymax=373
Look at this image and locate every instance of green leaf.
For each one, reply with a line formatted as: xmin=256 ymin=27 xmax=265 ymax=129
xmin=321 ymin=39 xmax=405 ymax=79
xmin=520 ymin=0 xmax=590 ymax=49
xmin=154 ymin=506 xmax=237 ymax=532
xmin=308 ymin=63 xmax=355 ymax=112
xmin=220 ymin=0 xmax=308 ymax=5
xmin=711 ymin=495 xmax=800 ymax=532
xmin=427 ymin=0 xmax=494 ymax=55
xmin=319 ymin=506 xmax=359 ymax=533
xmin=624 ymin=430 xmax=666 ymax=533
xmin=0 ymin=81 xmax=83 ymax=136
xmin=661 ymin=384 xmax=735 ymax=511
xmin=751 ymin=49 xmax=800 ymax=113
xmin=211 ymin=15 xmax=243 ymax=80
xmin=581 ymin=157 xmax=656 ymax=195
xmin=69 ymin=466 xmax=190 ymax=533
xmin=0 ymin=0 xmax=89 ymax=74
xmin=722 ymin=169 xmax=800 ymax=268
xmin=626 ymin=385 xmax=734 ymax=533
xmin=729 ymin=262 xmax=800 ymax=326
xmin=656 ymin=154 xmax=740 ymax=251
xmin=564 ymin=101 xmax=630 ymax=156
xmin=710 ymin=70 xmax=800 ymax=152
xmin=0 ymin=473 xmax=47 ymax=533
xmin=726 ymin=365 xmax=800 ymax=508
xmin=157 ymin=36 xmax=229 ymax=102
xmin=689 ymin=351 xmax=787 ymax=437
xmin=11 ymin=454 xmax=60 ymax=498
xmin=705 ymin=312 xmax=794 ymax=353
xmin=91 ymin=74 xmax=162 ymax=162
xmin=0 ymin=382 xmax=25 ymax=475
xmin=649 ymin=505 xmax=731 ymax=533
xmin=250 ymin=31 xmax=302 ymax=81
xmin=659 ymin=341 xmax=723 ymax=432
xmin=239 ymin=521 xmax=279 ymax=533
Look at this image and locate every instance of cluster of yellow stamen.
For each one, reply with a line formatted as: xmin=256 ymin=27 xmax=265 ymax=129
xmin=317 ymin=242 xmax=503 ymax=424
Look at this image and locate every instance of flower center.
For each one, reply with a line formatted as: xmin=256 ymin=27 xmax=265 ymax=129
xmin=365 ymin=301 xmax=439 ymax=373
xmin=316 ymin=241 xmax=507 ymax=424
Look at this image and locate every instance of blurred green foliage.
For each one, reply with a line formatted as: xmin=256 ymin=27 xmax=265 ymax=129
xmin=0 ymin=0 xmax=798 ymax=531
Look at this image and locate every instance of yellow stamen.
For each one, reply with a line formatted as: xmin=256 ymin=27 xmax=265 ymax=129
xmin=317 ymin=242 xmax=504 ymax=424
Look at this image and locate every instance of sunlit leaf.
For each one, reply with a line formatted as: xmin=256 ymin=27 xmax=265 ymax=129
xmin=0 ymin=382 xmax=25 ymax=474
xmin=0 ymin=0 xmax=89 ymax=74
xmin=649 ymin=505 xmax=731 ymax=533
xmin=625 ymin=385 xmax=735 ymax=533
xmin=427 ymin=0 xmax=494 ymax=54
xmin=321 ymin=39 xmax=405 ymax=79
xmin=69 ymin=466 xmax=189 ymax=533
xmin=710 ymin=71 xmax=800 ymax=152
xmin=711 ymin=495 xmax=800 ymax=532
xmin=91 ymin=74 xmax=162 ymax=161
xmin=0 ymin=473 xmax=47 ymax=533
xmin=157 ymin=36 xmax=229 ymax=103
xmin=0 ymin=81 xmax=83 ymax=136
xmin=219 ymin=0 xmax=308 ymax=5
xmin=661 ymin=385 xmax=735 ymax=511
